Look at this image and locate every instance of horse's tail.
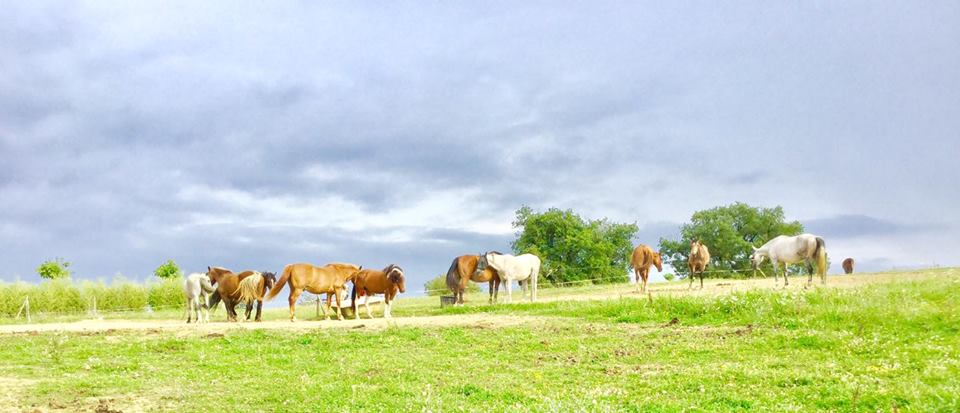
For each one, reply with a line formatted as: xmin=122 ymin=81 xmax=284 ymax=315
xmin=235 ymin=273 xmax=263 ymax=303
xmin=814 ymin=237 xmax=827 ymax=280
xmin=265 ymin=265 xmax=292 ymax=301
xmin=351 ymin=280 xmax=359 ymax=314
xmin=445 ymin=257 xmax=460 ymax=293
xmin=208 ymin=290 xmax=221 ymax=311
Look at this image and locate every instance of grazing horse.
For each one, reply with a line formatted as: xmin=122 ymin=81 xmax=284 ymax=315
xmin=751 ymin=234 xmax=827 ymax=286
xmin=351 ymin=264 xmax=406 ymax=319
xmin=842 ymin=258 xmax=855 ymax=274
xmin=183 ymin=272 xmax=216 ymax=323
xmin=688 ymin=240 xmax=711 ymax=290
xmin=235 ymin=271 xmax=277 ymax=322
xmin=265 ymin=262 xmax=361 ymax=321
xmin=477 ymin=252 xmax=540 ymax=303
xmin=445 ymin=253 xmax=501 ymax=304
xmin=207 ymin=267 xmax=259 ymax=322
xmin=630 ymin=244 xmax=662 ymax=293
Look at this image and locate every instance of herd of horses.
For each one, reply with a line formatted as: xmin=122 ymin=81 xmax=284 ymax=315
xmin=183 ymin=233 xmax=852 ymax=323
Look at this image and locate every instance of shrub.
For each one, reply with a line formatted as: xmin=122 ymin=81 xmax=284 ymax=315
xmin=37 ymin=258 xmax=71 ymax=280
xmin=148 ymin=278 xmax=185 ymax=310
xmin=154 ymin=259 xmax=182 ymax=279
xmin=663 ymin=273 xmax=676 ymax=281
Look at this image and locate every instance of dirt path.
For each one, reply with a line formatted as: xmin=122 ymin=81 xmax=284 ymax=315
xmin=0 ymin=313 xmax=555 ymax=335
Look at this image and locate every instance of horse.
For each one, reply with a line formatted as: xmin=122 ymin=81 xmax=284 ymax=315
xmin=234 ymin=271 xmax=277 ymax=322
xmin=688 ymin=240 xmax=711 ymax=289
xmin=207 ymin=267 xmax=259 ymax=322
xmin=351 ymin=264 xmax=406 ymax=319
xmin=476 ymin=252 xmax=540 ymax=303
xmin=751 ymin=234 xmax=827 ymax=287
xmin=842 ymin=258 xmax=855 ymax=274
xmin=265 ymin=262 xmax=361 ymax=321
xmin=630 ymin=244 xmax=662 ymax=293
xmin=183 ymin=272 xmax=216 ymax=323
xmin=445 ymin=253 xmax=501 ymax=304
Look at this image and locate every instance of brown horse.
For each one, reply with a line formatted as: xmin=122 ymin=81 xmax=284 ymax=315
xmin=630 ymin=245 xmax=662 ymax=293
xmin=351 ymin=264 xmax=406 ymax=319
xmin=445 ymin=253 xmax=501 ymax=304
xmin=842 ymin=258 xmax=855 ymax=274
xmin=688 ymin=240 xmax=711 ymax=289
xmin=265 ymin=262 xmax=361 ymax=321
xmin=234 ymin=271 xmax=277 ymax=322
xmin=206 ymin=266 xmax=258 ymax=322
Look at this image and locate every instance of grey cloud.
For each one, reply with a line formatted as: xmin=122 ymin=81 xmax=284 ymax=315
xmin=805 ymin=215 xmax=933 ymax=240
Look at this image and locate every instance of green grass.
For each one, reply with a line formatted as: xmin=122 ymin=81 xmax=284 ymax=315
xmin=1 ymin=270 xmax=958 ymax=411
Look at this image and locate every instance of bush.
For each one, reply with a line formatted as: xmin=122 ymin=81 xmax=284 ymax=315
xmin=663 ymin=273 xmax=675 ymax=281
xmin=148 ymin=278 xmax=185 ymax=310
xmin=154 ymin=259 xmax=182 ymax=279
xmin=81 ymin=278 xmax=149 ymax=311
xmin=37 ymin=258 xmax=71 ymax=280
xmin=424 ymin=274 xmax=479 ymax=296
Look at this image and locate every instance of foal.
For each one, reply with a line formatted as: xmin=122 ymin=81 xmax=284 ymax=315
xmin=352 ymin=264 xmax=406 ymax=319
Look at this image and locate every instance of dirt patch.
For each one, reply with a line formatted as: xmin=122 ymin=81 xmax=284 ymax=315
xmin=0 ymin=314 xmax=555 ymax=336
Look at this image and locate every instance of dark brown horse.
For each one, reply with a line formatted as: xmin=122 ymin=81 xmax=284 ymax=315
xmin=842 ymin=258 xmax=855 ymax=274
xmin=265 ymin=262 xmax=361 ymax=321
xmin=206 ymin=266 xmax=258 ymax=322
xmin=351 ymin=264 xmax=406 ymax=319
xmin=445 ymin=252 xmax=501 ymax=304
xmin=234 ymin=271 xmax=277 ymax=322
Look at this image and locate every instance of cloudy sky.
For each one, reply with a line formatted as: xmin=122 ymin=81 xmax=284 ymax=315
xmin=2 ymin=1 xmax=958 ymax=290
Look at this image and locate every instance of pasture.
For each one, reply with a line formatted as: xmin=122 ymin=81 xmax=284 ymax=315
xmin=1 ymin=268 xmax=958 ymax=412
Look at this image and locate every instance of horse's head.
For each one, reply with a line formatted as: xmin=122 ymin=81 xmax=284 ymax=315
xmin=750 ymin=247 xmax=765 ymax=269
xmin=261 ymin=271 xmax=277 ymax=291
xmin=384 ymin=264 xmax=406 ymax=293
xmin=475 ymin=252 xmax=488 ymax=275
xmin=653 ymin=252 xmax=663 ymax=272
xmin=206 ymin=266 xmax=220 ymax=284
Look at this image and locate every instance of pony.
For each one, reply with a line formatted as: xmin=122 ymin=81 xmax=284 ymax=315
xmin=265 ymin=262 xmax=361 ymax=321
xmin=351 ymin=264 xmax=406 ymax=319
xmin=206 ymin=267 xmax=259 ymax=322
xmin=630 ymin=244 xmax=662 ymax=293
xmin=751 ymin=234 xmax=827 ymax=286
xmin=476 ymin=252 xmax=540 ymax=303
xmin=445 ymin=253 xmax=501 ymax=304
xmin=687 ymin=240 xmax=711 ymax=289
xmin=183 ymin=272 xmax=216 ymax=323
xmin=234 ymin=271 xmax=277 ymax=322
xmin=842 ymin=258 xmax=855 ymax=274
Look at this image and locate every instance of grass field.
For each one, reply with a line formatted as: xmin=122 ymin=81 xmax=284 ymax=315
xmin=1 ymin=268 xmax=958 ymax=412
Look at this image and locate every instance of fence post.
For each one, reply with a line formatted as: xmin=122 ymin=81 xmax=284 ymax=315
xmin=25 ymin=296 xmax=31 ymax=323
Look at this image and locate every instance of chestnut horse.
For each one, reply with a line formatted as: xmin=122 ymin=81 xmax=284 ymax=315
xmin=206 ymin=267 xmax=258 ymax=322
xmin=445 ymin=253 xmax=501 ymax=304
xmin=630 ymin=244 xmax=662 ymax=293
xmin=688 ymin=240 xmax=711 ymax=289
xmin=842 ymin=258 xmax=855 ymax=274
xmin=265 ymin=262 xmax=361 ymax=321
xmin=351 ymin=264 xmax=406 ymax=319
xmin=234 ymin=271 xmax=277 ymax=322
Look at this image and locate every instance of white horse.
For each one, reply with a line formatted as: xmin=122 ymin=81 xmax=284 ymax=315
xmin=477 ymin=252 xmax=540 ymax=303
xmin=183 ymin=272 xmax=216 ymax=323
xmin=751 ymin=233 xmax=827 ymax=287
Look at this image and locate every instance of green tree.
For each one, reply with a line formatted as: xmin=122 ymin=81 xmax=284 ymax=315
xmin=512 ymin=206 xmax=638 ymax=285
xmin=37 ymin=258 xmax=71 ymax=280
xmin=658 ymin=202 xmax=803 ymax=278
xmin=153 ymin=259 xmax=182 ymax=279
xmin=423 ymin=274 xmax=479 ymax=296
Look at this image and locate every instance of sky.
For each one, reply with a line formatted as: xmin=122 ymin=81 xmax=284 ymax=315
xmin=1 ymin=1 xmax=958 ymax=292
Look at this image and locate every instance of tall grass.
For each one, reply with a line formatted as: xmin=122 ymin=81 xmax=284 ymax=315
xmin=0 ymin=277 xmax=185 ymax=317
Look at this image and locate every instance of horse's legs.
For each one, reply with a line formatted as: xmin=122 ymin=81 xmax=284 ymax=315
xmin=494 ymin=277 xmax=500 ymax=303
xmin=333 ymin=289 xmax=345 ymax=320
xmin=488 ymin=279 xmax=494 ymax=304
xmin=244 ymin=300 xmax=253 ymax=321
xmin=531 ymin=269 xmax=538 ymax=302
xmin=186 ymin=298 xmax=193 ymax=323
xmin=384 ymin=296 xmax=392 ymax=319
xmin=699 ymin=270 xmax=704 ymax=289
xmin=641 ymin=268 xmax=649 ymax=293
xmin=506 ymin=279 xmax=513 ymax=303
xmin=782 ymin=262 xmax=789 ymax=286
xmin=634 ymin=268 xmax=642 ymax=293
xmin=364 ymin=294 xmax=373 ymax=319
xmin=255 ymin=299 xmax=263 ymax=322
xmin=288 ymin=288 xmax=303 ymax=322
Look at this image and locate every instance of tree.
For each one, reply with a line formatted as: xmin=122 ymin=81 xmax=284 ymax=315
xmin=423 ymin=274 xmax=479 ymax=296
xmin=512 ymin=206 xmax=638 ymax=285
xmin=37 ymin=258 xmax=71 ymax=280
xmin=153 ymin=259 xmax=182 ymax=279
xmin=658 ymin=203 xmax=803 ymax=278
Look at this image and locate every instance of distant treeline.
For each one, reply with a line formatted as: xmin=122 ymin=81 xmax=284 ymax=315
xmin=0 ymin=278 xmax=184 ymax=317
